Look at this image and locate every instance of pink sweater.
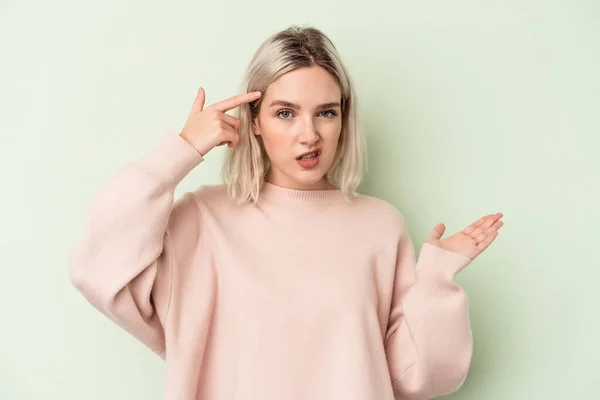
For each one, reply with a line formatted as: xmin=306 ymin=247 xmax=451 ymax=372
xmin=69 ymin=132 xmax=474 ymax=400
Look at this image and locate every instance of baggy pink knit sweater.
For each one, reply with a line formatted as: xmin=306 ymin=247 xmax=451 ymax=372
xmin=69 ymin=131 xmax=474 ymax=400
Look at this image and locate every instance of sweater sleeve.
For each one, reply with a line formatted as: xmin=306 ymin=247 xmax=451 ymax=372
xmin=384 ymin=220 xmax=474 ymax=399
xmin=68 ymin=132 xmax=204 ymax=358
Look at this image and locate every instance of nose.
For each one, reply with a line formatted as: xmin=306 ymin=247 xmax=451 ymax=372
xmin=298 ymin=119 xmax=320 ymax=145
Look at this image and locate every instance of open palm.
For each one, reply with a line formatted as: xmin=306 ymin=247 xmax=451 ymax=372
xmin=425 ymin=213 xmax=504 ymax=260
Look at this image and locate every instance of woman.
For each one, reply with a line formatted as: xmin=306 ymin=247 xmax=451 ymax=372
xmin=69 ymin=25 xmax=503 ymax=399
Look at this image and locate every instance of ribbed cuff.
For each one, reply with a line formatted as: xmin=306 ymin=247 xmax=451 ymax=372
xmin=417 ymin=242 xmax=473 ymax=280
xmin=138 ymin=131 xmax=204 ymax=187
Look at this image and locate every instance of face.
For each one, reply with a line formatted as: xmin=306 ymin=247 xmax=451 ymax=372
xmin=253 ymin=66 xmax=343 ymax=190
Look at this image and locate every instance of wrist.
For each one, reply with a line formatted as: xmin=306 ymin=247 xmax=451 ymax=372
xmin=417 ymin=242 xmax=473 ymax=280
xmin=178 ymin=130 xmax=207 ymax=156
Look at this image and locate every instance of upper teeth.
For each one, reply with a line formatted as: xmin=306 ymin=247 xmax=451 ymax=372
xmin=300 ymin=152 xmax=317 ymax=159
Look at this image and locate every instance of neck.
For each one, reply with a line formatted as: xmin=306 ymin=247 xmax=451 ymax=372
xmin=259 ymin=180 xmax=346 ymax=206
xmin=265 ymin=172 xmax=335 ymax=191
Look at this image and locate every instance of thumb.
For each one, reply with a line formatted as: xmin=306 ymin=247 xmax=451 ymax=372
xmin=428 ymin=223 xmax=446 ymax=241
xmin=188 ymin=87 xmax=206 ymax=118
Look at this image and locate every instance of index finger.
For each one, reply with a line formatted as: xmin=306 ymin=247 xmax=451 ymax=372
xmin=463 ymin=213 xmax=503 ymax=235
xmin=209 ymin=91 xmax=262 ymax=113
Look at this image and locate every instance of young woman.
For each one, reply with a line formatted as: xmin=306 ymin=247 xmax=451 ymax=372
xmin=69 ymin=26 xmax=503 ymax=399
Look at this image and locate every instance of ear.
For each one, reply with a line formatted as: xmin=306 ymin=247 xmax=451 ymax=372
xmin=252 ymin=117 xmax=261 ymax=136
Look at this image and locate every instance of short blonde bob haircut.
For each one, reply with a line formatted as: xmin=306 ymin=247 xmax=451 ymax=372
xmin=222 ymin=25 xmax=366 ymax=204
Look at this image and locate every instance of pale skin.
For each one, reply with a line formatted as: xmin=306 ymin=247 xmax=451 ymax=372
xmin=252 ymin=66 xmax=342 ymax=190
xmin=427 ymin=214 xmax=504 ymax=260
xmin=179 ymin=66 xmax=503 ymax=261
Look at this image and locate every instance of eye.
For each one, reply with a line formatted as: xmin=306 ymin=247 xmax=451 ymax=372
xmin=276 ymin=109 xmax=294 ymax=119
xmin=319 ymin=109 xmax=338 ymax=118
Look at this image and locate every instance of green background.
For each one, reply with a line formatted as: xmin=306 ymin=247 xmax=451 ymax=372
xmin=1 ymin=0 xmax=598 ymax=398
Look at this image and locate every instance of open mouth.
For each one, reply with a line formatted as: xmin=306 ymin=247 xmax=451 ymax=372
xmin=296 ymin=150 xmax=321 ymax=168
xmin=296 ymin=151 xmax=320 ymax=161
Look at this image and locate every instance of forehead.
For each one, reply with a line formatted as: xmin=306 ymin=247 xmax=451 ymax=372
xmin=264 ymin=66 xmax=341 ymax=103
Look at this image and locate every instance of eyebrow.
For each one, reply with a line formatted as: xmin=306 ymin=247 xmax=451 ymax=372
xmin=268 ymin=100 xmax=341 ymax=110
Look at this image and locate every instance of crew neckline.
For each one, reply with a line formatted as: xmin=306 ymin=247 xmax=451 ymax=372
xmin=258 ymin=181 xmax=347 ymax=206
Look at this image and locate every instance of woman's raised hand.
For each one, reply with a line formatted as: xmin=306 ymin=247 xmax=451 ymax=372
xmin=180 ymin=88 xmax=262 ymax=156
xmin=426 ymin=213 xmax=504 ymax=260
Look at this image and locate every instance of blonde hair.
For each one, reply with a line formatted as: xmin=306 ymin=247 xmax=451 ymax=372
xmin=221 ymin=25 xmax=366 ymax=204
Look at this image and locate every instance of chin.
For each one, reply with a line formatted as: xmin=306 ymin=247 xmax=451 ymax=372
xmin=290 ymin=170 xmax=330 ymax=189
xmin=269 ymin=160 xmax=334 ymax=190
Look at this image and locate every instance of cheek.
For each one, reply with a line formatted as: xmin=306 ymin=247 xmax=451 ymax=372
xmin=259 ymin=120 xmax=293 ymax=157
xmin=320 ymin=121 xmax=343 ymax=145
